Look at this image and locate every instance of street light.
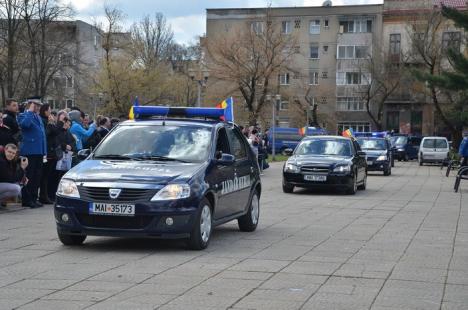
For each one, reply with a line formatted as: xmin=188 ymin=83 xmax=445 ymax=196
xmin=188 ymin=67 xmax=209 ymax=107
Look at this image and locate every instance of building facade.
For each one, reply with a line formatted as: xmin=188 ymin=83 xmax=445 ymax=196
xmin=205 ymin=0 xmax=465 ymax=135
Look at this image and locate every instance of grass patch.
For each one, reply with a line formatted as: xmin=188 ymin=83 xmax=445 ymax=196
xmin=266 ymin=154 xmax=289 ymax=162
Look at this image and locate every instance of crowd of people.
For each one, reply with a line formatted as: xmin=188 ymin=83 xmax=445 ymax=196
xmin=239 ymin=125 xmax=270 ymax=172
xmin=0 ymin=97 xmax=120 ymax=208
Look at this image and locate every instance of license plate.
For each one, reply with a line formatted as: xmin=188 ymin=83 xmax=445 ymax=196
xmin=367 ymin=161 xmax=373 ymax=165
xmin=89 ymin=203 xmax=135 ymax=216
xmin=304 ymin=174 xmax=327 ymax=182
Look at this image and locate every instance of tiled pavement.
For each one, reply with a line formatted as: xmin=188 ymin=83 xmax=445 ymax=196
xmin=0 ymin=161 xmax=467 ymax=310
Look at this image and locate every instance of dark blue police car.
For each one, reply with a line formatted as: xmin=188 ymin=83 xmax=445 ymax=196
xmin=55 ymin=106 xmax=261 ymax=250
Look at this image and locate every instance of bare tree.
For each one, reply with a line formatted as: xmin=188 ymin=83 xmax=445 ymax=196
xmin=130 ymin=13 xmax=174 ymax=69
xmin=206 ymin=8 xmax=296 ymax=125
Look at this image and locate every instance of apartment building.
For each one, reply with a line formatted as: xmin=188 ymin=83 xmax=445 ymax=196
xmin=205 ymin=3 xmax=383 ymax=133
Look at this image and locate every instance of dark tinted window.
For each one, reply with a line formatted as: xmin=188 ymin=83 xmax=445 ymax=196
xmin=226 ymin=128 xmax=247 ymax=159
xmin=296 ymin=138 xmax=352 ymax=156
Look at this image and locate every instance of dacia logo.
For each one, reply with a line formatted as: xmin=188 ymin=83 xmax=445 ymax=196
xmin=109 ymin=188 xmax=122 ymax=199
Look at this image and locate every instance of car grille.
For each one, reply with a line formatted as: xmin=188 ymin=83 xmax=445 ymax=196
xmin=301 ymin=166 xmax=330 ymax=174
xmin=78 ymin=187 xmax=156 ymax=202
xmin=76 ymin=214 xmax=153 ymax=229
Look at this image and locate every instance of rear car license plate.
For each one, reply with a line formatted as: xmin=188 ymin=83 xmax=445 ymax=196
xmin=304 ymin=174 xmax=327 ymax=182
xmin=89 ymin=203 xmax=135 ymax=216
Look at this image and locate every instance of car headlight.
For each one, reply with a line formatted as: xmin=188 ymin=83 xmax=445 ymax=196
xmin=57 ymin=179 xmax=80 ymax=198
xmin=284 ymin=163 xmax=300 ymax=173
xmin=397 ymin=148 xmax=405 ymax=152
xmin=151 ymin=184 xmax=191 ymax=201
xmin=377 ymin=155 xmax=387 ymax=161
xmin=333 ymin=165 xmax=351 ymax=173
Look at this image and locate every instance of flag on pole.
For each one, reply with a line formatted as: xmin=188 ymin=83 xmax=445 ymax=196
xmin=216 ymin=97 xmax=234 ymax=122
xmin=298 ymin=126 xmax=307 ymax=136
xmin=128 ymin=96 xmax=140 ymax=120
xmin=342 ymin=128 xmax=353 ymax=138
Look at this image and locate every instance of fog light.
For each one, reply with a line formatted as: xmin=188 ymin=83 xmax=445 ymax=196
xmin=61 ymin=213 xmax=70 ymax=222
xmin=165 ymin=217 xmax=174 ymax=226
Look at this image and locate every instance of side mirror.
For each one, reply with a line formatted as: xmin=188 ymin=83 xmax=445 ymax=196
xmin=77 ymin=149 xmax=91 ymax=160
xmin=216 ymin=153 xmax=235 ymax=166
xmin=357 ymin=151 xmax=367 ymax=157
xmin=284 ymin=148 xmax=294 ymax=156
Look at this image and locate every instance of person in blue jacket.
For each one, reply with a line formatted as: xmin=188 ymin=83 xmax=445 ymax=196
xmin=68 ymin=110 xmax=96 ymax=151
xmin=459 ymin=131 xmax=468 ymax=166
xmin=17 ymin=97 xmax=47 ymax=208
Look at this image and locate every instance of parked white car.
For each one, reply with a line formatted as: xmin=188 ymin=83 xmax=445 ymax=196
xmin=418 ymin=137 xmax=450 ymax=166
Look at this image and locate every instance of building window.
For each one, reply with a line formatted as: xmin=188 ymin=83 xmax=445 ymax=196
xmin=310 ymin=45 xmax=319 ymax=59
xmin=336 ymin=72 xmax=370 ymax=85
xmin=281 ymin=21 xmax=291 ymax=34
xmin=324 ymin=19 xmax=329 ymax=28
xmin=339 ymin=19 xmax=372 ymax=33
xmin=66 ymin=99 xmax=74 ymax=107
xmin=309 ymin=71 xmax=319 ymax=85
xmin=308 ymin=97 xmax=318 ymax=109
xmin=322 ymin=71 xmax=328 ymax=79
xmin=337 ymin=45 xmax=369 ymax=59
xmin=309 ymin=20 xmax=320 ymax=34
xmin=251 ymin=21 xmax=263 ymax=34
xmin=278 ymin=73 xmax=290 ymax=85
xmin=336 ymin=97 xmax=364 ymax=111
xmin=389 ymin=34 xmax=401 ymax=55
xmin=66 ymin=76 xmax=73 ymax=88
xmin=442 ymin=31 xmax=461 ymax=52
xmin=337 ymin=122 xmax=371 ymax=134
xmin=61 ymin=54 xmax=73 ymax=66
xmin=280 ymin=101 xmax=289 ymax=110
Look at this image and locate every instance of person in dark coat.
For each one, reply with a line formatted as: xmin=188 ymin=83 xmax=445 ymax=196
xmin=0 ymin=144 xmax=28 ymax=204
xmin=49 ymin=114 xmax=75 ymax=199
xmin=0 ymin=111 xmax=16 ymax=148
xmin=17 ymin=97 xmax=47 ymax=208
xmin=38 ymin=104 xmax=58 ymax=204
xmin=2 ymin=98 xmax=20 ymax=144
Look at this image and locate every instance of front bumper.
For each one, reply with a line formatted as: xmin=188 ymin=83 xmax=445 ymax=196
xmin=283 ymin=172 xmax=353 ymax=189
xmin=54 ymin=196 xmax=198 ymax=238
xmin=366 ymin=160 xmax=389 ymax=171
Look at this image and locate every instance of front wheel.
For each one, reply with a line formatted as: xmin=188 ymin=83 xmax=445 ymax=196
xmin=282 ymin=181 xmax=294 ymax=193
xmin=384 ymin=165 xmax=391 ymax=176
xmin=238 ymin=191 xmax=260 ymax=232
xmin=187 ymin=199 xmax=212 ymax=250
xmin=419 ymin=155 xmax=424 ymax=166
xmin=347 ymin=174 xmax=357 ymax=195
xmin=57 ymin=231 xmax=86 ymax=246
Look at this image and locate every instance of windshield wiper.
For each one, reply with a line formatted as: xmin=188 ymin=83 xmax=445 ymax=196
xmin=94 ymin=154 xmax=143 ymax=161
xmin=135 ymin=155 xmax=188 ymax=163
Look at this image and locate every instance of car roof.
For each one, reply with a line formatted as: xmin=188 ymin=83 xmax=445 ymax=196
xmin=119 ymin=118 xmax=224 ymax=128
xmin=356 ymin=137 xmax=386 ymax=140
xmin=422 ymin=136 xmax=448 ymax=139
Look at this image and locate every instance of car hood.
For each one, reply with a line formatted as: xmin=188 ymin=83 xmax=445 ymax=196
xmin=64 ymin=160 xmax=205 ymax=184
xmin=289 ymin=155 xmax=352 ymax=166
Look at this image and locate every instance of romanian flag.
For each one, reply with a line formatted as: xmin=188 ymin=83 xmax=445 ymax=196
xmin=128 ymin=97 xmax=140 ymax=120
xmin=216 ymin=97 xmax=234 ymax=122
xmin=342 ymin=128 xmax=353 ymax=138
xmin=298 ymin=126 xmax=307 ymax=136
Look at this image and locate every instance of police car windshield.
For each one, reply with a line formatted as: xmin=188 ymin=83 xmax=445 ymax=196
xmin=357 ymin=138 xmax=386 ymax=150
xmin=391 ymin=136 xmax=407 ymax=145
xmin=295 ymin=139 xmax=352 ymax=157
xmin=93 ymin=125 xmax=212 ymax=163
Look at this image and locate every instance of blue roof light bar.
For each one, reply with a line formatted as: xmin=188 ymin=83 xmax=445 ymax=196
xmin=132 ymin=106 xmax=225 ymax=120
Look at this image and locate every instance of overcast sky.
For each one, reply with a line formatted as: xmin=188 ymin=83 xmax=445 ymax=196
xmin=64 ymin=0 xmax=383 ymax=45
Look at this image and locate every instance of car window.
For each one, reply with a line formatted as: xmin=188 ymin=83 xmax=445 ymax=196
xmin=296 ymin=139 xmax=352 ymax=157
xmin=226 ymin=128 xmax=247 ymax=159
xmin=435 ymin=139 xmax=448 ymax=148
xmin=391 ymin=136 xmax=407 ymax=145
xmin=94 ymin=125 xmax=212 ymax=163
xmin=216 ymin=128 xmax=230 ymax=155
xmin=422 ymin=139 xmax=435 ymax=148
xmin=410 ymin=137 xmax=421 ymax=146
xmin=357 ymin=138 xmax=386 ymax=150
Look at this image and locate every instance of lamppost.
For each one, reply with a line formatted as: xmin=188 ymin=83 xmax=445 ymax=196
xmin=266 ymin=94 xmax=281 ymax=161
xmin=188 ymin=67 xmax=209 ymax=107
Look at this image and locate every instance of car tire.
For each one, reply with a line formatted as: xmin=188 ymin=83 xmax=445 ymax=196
xmin=384 ymin=165 xmax=391 ymax=176
xmin=282 ymin=181 xmax=294 ymax=193
xmin=57 ymin=231 xmax=86 ymax=246
xmin=404 ymin=154 xmax=409 ymax=162
xmin=187 ymin=198 xmax=212 ymax=250
xmin=357 ymin=173 xmax=367 ymax=190
xmin=347 ymin=174 xmax=357 ymax=195
xmin=419 ymin=155 xmax=423 ymax=166
xmin=238 ymin=191 xmax=260 ymax=232
xmin=391 ymin=157 xmax=395 ymax=167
